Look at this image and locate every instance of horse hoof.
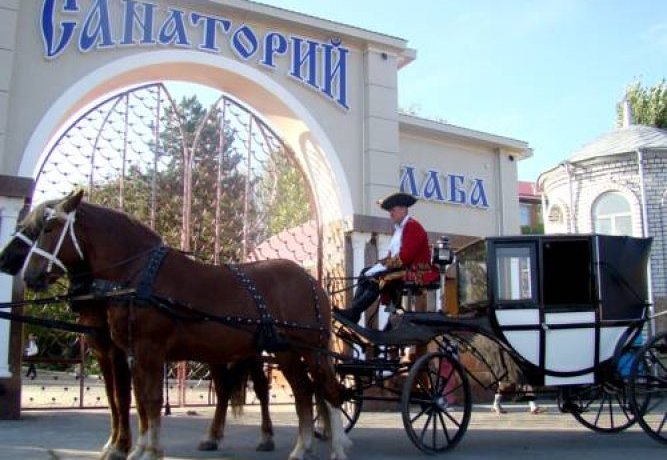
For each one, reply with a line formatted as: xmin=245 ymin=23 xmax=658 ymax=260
xmin=136 ymin=447 xmax=163 ymax=460
xmin=127 ymin=447 xmax=144 ymax=460
xmin=197 ymin=440 xmax=219 ymax=451
xmin=289 ymin=452 xmax=318 ymax=460
xmin=256 ymin=439 xmax=275 ymax=451
xmin=101 ymin=448 xmax=128 ymax=460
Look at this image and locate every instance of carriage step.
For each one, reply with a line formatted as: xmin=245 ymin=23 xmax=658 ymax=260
xmin=336 ymin=360 xmax=399 ymax=377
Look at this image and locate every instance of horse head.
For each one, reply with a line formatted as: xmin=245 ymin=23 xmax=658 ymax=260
xmin=22 ymin=190 xmax=85 ymax=291
xmin=0 ymin=226 xmax=33 ymax=276
xmin=0 ymin=198 xmax=62 ymax=276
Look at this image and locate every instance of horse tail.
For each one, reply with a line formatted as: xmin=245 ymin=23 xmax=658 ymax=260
xmin=228 ymin=361 xmax=250 ymax=417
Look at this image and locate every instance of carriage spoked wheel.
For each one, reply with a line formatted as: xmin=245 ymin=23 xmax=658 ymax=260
xmin=628 ymin=331 xmax=667 ymax=445
xmin=314 ymin=370 xmax=363 ymax=439
xmin=401 ymin=351 xmax=471 ymax=454
xmin=568 ymin=380 xmax=637 ymax=433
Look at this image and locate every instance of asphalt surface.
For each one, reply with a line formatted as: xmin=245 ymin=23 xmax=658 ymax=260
xmin=0 ymin=404 xmax=665 ymax=459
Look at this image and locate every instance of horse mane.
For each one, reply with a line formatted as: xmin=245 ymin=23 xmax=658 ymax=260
xmin=77 ymin=200 xmax=162 ymax=244
xmin=19 ymin=199 xmax=59 ymax=234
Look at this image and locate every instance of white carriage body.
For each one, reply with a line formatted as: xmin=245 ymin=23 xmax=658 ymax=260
xmin=457 ymin=234 xmax=651 ymax=386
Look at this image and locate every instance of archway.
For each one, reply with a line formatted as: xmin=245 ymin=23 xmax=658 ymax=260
xmin=18 ymin=51 xmax=351 ymax=408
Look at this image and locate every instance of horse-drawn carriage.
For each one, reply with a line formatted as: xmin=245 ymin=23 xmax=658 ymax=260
xmin=329 ymin=233 xmax=667 ymax=453
xmin=1 ymin=192 xmax=665 ymax=458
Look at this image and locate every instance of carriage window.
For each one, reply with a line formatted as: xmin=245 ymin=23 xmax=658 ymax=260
xmin=542 ymin=240 xmax=592 ymax=306
xmin=496 ymin=247 xmax=534 ymax=302
xmin=457 ymin=240 xmax=488 ymax=312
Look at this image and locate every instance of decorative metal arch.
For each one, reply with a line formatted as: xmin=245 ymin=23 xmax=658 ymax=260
xmin=25 ymin=82 xmax=324 ymax=408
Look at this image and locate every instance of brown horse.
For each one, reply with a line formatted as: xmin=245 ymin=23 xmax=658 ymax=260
xmin=19 ymin=191 xmax=350 ymax=460
xmin=0 ymin=200 xmax=275 ymax=459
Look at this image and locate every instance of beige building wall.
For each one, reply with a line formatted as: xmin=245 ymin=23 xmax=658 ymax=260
xmin=0 ymin=0 xmax=18 ymax=166
xmin=398 ymin=115 xmax=526 ymax=237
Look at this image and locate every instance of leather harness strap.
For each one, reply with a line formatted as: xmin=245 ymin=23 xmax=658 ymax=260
xmin=226 ymin=263 xmax=289 ymax=352
xmin=135 ymin=245 xmax=169 ymax=301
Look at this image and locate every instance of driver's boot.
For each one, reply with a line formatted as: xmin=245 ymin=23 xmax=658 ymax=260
xmin=336 ymin=287 xmax=379 ymax=323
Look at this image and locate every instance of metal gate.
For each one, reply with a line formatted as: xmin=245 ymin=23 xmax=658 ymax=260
xmin=22 ymin=82 xmax=324 ymax=408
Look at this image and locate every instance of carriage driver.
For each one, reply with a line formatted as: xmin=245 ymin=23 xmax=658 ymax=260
xmin=335 ymin=192 xmax=440 ymax=324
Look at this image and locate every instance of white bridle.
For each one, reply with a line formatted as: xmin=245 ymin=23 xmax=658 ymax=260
xmin=20 ymin=207 xmax=84 ymax=280
xmin=12 ymin=231 xmax=34 ymax=247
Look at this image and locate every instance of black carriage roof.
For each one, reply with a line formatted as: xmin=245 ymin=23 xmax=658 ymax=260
xmin=484 ymin=233 xmax=650 ymax=245
xmin=466 ymin=233 xmax=652 ymax=262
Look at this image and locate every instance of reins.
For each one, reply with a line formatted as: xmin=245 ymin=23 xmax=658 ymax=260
xmin=0 ymin=288 xmax=135 ymax=337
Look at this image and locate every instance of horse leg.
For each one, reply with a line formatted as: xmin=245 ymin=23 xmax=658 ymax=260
xmin=128 ymin=352 xmax=164 ymax=460
xmin=197 ymin=365 xmax=229 ymax=451
xmin=277 ymin=353 xmax=316 ymax=460
xmin=89 ymin=342 xmax=119 ymax=459
xmin=108 ymin=345 xmax=133 ymax=460
xmin=130 ymin=394 xmax=149 ymax=460
xmin=92 ymin=342 xmax=130 ymax=460
xmin=304 ymin=353 xmax=351 ymax=460
xmin=250 ymin=358 xmax=275 ymax=451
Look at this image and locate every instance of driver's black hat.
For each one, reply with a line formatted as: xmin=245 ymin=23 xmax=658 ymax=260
xmin=378 ymin=192 xmax=417 ymax=211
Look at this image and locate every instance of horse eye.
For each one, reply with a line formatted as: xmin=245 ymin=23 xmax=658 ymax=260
xmin=43 ymin=221 xmax=57 ymax=234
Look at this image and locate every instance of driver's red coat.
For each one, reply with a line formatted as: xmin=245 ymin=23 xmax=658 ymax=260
xmin=381 ymin=217 xmax=440 ymax=286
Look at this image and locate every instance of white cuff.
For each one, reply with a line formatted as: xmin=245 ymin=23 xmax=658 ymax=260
xmin=365 ymin=263 xmax=387 ymax=277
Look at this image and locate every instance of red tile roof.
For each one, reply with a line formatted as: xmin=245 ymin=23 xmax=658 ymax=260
xmin=518 ymin=181 xmax=538 ymax=199
xmin=248 ymin=220 xmax=318 ymax=267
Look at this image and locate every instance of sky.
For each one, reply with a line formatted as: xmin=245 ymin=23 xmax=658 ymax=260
xmin=255 ymin=0 xmax=667 ymax=182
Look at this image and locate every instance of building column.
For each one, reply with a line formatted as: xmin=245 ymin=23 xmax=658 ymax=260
xmin=0 ymin=196 xmax=24 ymax=378
xmin=362 ymin=47 xmax=401 ymax=216
xmin=350 ymin=232 xmax=372 ymax=327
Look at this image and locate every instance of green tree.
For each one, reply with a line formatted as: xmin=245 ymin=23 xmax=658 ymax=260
xmin=264 ymin=150 xmax=312 ymax=237
xmin=616 ymin=79 xmax=667 ymax=128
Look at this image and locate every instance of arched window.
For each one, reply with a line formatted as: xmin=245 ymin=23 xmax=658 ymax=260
xmin=548 ymin=205 xmax=563 ymax=224
xmin=593 ymin=192 xmax=632 ymax=235
xmin=546 ymin=203 xmax=568 ymax=233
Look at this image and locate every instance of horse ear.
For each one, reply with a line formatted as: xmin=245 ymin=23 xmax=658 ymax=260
xmin=60 ymin=189 xmax=84 ymax=213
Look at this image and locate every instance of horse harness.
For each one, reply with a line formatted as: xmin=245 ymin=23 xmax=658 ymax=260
xmin=226 ymin=263 xmax=289 ymax=352
xmin=122 ymin=245 xmax=326 ymax=354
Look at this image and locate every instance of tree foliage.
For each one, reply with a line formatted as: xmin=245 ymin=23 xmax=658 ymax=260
xmin=616 ymin=79 xmax=667 ymax=128
xmin=265 ymin=151 xmax=312 ymax=236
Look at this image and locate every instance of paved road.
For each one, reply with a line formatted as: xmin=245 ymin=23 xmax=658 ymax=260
xmin=0 ymin=404 xmax=664 ymax=459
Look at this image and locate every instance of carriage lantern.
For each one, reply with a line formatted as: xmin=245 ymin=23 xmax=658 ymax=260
xmin=432 ymin=235 xmax=453 ymax=270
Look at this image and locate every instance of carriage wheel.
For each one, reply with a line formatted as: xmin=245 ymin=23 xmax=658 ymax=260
xmin=401 ymin=351 xmax=471 ymax=454
xmin=314 ymin=372 xmax=363 ymax=439
xmin=628 ymin=331 xmax=667 ymax=445
xmin=569 ymin=382 xmax=637 ymax=433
